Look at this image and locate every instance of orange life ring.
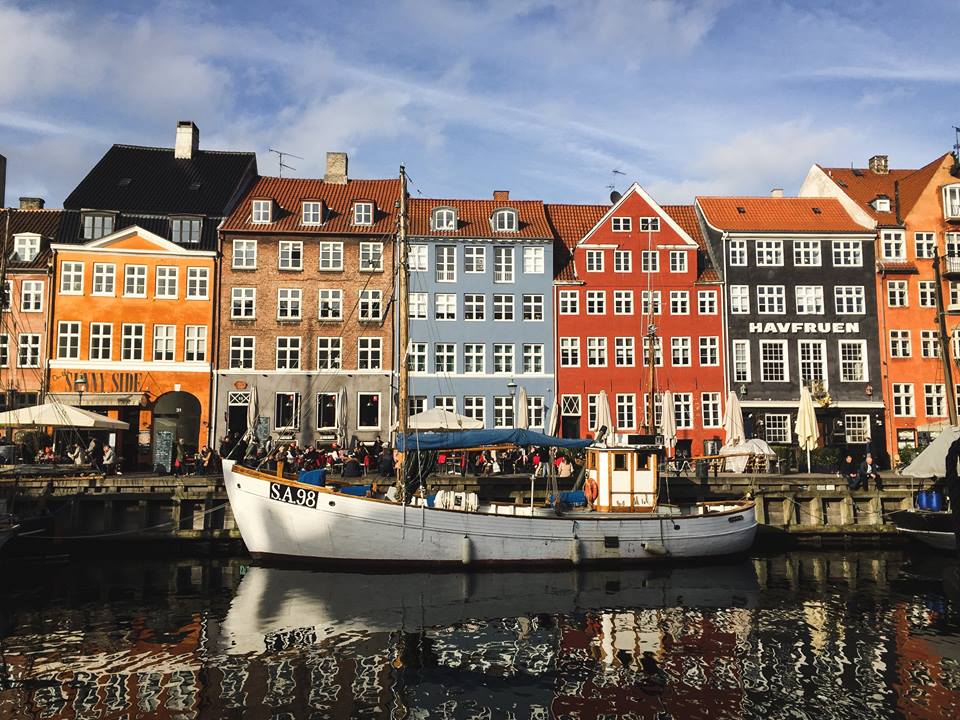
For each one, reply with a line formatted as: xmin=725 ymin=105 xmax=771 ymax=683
xmin=584 ymin=476 xmax=599 ymax=504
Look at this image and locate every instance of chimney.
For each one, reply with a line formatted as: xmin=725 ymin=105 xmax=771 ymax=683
xmin=0 ymin=154 xmax=6 ymax=208
xmin=19 ymin=197 xmax=44 ymax=210
xmin=174 ymin=121 xmax=200 ymax=160
xmin=770 ymin=188 xmax=784 ymax=198
xmin=325 ymin=152 xmax=348 ymax=184
xmin=493 ymin=190 xmax=510 ymax=201
xmin=868 ymin=154 xmax=888 ymax=175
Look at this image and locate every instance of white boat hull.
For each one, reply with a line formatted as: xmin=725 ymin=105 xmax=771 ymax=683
xmin=222 ymin=460 xmax=758 ymax=567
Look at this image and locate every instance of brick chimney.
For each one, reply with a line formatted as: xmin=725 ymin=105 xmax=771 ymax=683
xmin=770 ymin=188 xmax=784 ymax=198
xmin=493 ymin=190 xmax=510 ymax=201
xmin=325 ymin=152 xmax=348 ymax=184
xmin=868 ymin=155 xmax=888 ymax=175
xmin=174 ymin=121 xmax=200 ymax=160
xmin=19 ymin=197 xmax=44 ymax=210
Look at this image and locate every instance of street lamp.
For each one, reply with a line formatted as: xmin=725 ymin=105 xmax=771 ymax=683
xmin=75 ymin=373 xmax=88 ymax=407
xmin=507 ymin=378 xmax=517 ymax=427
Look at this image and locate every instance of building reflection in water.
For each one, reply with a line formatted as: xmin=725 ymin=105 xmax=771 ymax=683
xmin=0 ymin=553 xmax=958 ymax=719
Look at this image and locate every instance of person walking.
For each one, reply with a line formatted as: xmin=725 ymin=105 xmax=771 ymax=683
xmin=173 ymin=438 xmax=186 ymax=477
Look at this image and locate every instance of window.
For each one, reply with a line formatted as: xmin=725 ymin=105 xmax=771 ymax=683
xmin=153 ymin=325 xmax=175 ymax=361
xmin=798 ymin=340 xmax=826 ymax=384
xmin=278 ymin=241 xmax=303 ymax=270
xmin=232 ymin=240 xmax=257 ymax=269
xmin=674 ymin=393 xmax=693 ymax=429
xmin=275 ymin=392 xmax=300 ymax=430
xmin=60 ymin=262 xmax=84 ymax=294
xmin=408 ymin=342 xmax=427 ymax=372
xmin=587 ymin=394 xmax=599 ymax=431
xmin=833 ymin=240 xmax=862 ymax=267
xmin=432 ymin=207 xmax=456 ymax=231
xmin=757 ymin=285 xmax=785 ymax=314
xmin=522 ymin=344 xmax=544 ymax=373
xmin=358 ymin=338 xmax=382 ymax=369
xmin=587 ymin=337 xmax=607 ymax=366
xmin=493 ymin=294 xmax=514 ymax=321
xmin=185 ymin=326 xmax=207 ymax=362
xmin=794 ymin=240 xmax=821 ymax=266
xmin=434 ymin=396 xmax=456 ymax=413
xmin=434 ymin=293 xmax=456 ymax=321
xmin=319 ymin=242 xmax=343 ymax=271
xmin=702 ymin=392 xmax=722 ymax=428
xmin=586 ymin=290 xmax=606 ymax=315
xmin=492 ymin=209 xmax=518 ymax=232
xmin=185 ymin=267 xmax=208 ymax=299
xmin=20 ymin=281 xmax=43 ymax=312
xmin=765 ymin=414 xmax=791 ymax=444
xmin=57 ymin=321 xmax=80 ymax=359
xmin=121 ymin=324 xmax=144 ymax=361
xmin=893 ymin=383 xmax=915 ymax=416
xmin=835 ymin=286 xmax=865 ymax=314
xmin=464 ymin=396 xmax=485 ymax=426
xmin=615 ymin=336 xmax=634 ymax=366
xmin=354 ymin=202 xmax=374 ymax=226
xmin=229 ymin=336 xmax=255 ymax=369
xmin=915 ymin=232 xmax=936 ymax=259
xmin=921 ymin=330 xmax=939 ymax=358
xmin=82 ymin=214 xmax=114 ymax=240
xmin=464 ymin=246 xmax=486 ymax=273
xmin=493 ymin=344 xmax=514 ymax=373
xmin=155 ymin=266 xmax=178 ymax=298
xmin=317 ymin=338 xmax=342 ymax=370
xmin=943 ymin=185 xmax=960 ymax=218
xmin=302 ymin=201 xmax=324 ymax=225
xmin=251 ymin=199 xmax=271 ymax=223
xmin=639 ymin=217 xmax=660 ymax=232
xmin=559 ymin=337 xmax=580 ymax=367
xmin=730 ymin=285 xmax=749 ymax=314
xmin=669 ymin=291 xmax=689 ymax=315
xmin=614 ymin=290 xmax=633 ymax=315
xmin=359 ymin=290 xmax=382 ymax=321
xmin=760 ymin=340 xmax=788 ymax=382
xmin=612 ymin=217 xmax=631 ymax=232
xmin=277 ymin=288 xmax=302 ymax=320
xmin=464 ymin=344 xmax=485 ymax=373
xmin=1 ymin=280 xmax=11 ymax=311
xmin=12 ymin=234 xmax=40 ymax=262
xmin=408 ymin=244 xmax=428 ymax=271
xmin=641 ymin=336 xmax=663 ymax=366
xmin=755 ymin=240 xmax=783 ymax=266
xmin=316 ymin=393 xmax=337 ymax=429
xmin=614 ymin=250 xmax=632 ymax=273
xmin=359 ymin=242 xmax=383 ymax=271
xmin=171 ymin=217 xmax=202 ymax=244
xmin=17 ymin=334 xmax=40 ymax=367
xmin=120 ymin=265 xmax=145 ymax=296
xmin=952 ymin=282 xmax=960 ymax=308
xmin=839 ymin=341 xmax=867 ymax=382
xmin=890 ymin=330 xmax=911 ymax=358
xmin=925 ymin=384 xmax=947 ymax=417
xmin=873 ymin=197 xmax=891 ymax=212
xmin=561 ymin=395 xmax=581 ymax=418
xmin=89 ymin=323 xmax=112 ymax=360
xmin=464 ymin=294 xmax=485 ymax=321
xmin=795 ymin=286 xmax=824 ymax=314
xmin=616 ymin=394 xmax=636 ymax=430
xmin=494 ymin=247 xmax=514 ymax=283
xmin=494 ymin=397 xmax=514 ymax=428
xmin=436 ymin=245 xmax=456 ymax=282
xmin=887 ymin=280 xmax=908 ymax=307
xmin=733 ymin=340 xmax=751 ymax=382
xmin=671 ymin=337 xmax=691 ymax=366
xmin=729 ymin=240 xmax=747 ymax=266
xmin=947 ymin=233 xmax=960 ymax=256
xmin=435 ymin=343 xmax=456 ymax=373
xmin=231 ymin=288 xmax=256 ymax=319
xmin=698 ymin=291 xmax=717 ymax=315
xmin=523 ymin=247 xmax=544 ymax=274
xmin=919 ymin=281 xmax=936 ymax=308
xmin=882 ymin=230 xmax=906 ymax=260
xmin=276 ymin=337 xmax=301 ymax=369
xmin=409 ymin=292 xmax=428 ymax=319
xmin=559 ymin=290 xmax=579 ymax=314
xmin=318 ymin=289 xmax=343 ymax=320
xmin=522 ymin=294 xmax=544 ymax=321
xmin=641 ymin=250 xmax=659 ymax=273
xmin=669 ymin=251 xmax=688 ymax=273
xmin=641 ymin=291 xmax=662 ymax=315
xmin=699 ymin=336 xmax=719 ymax=366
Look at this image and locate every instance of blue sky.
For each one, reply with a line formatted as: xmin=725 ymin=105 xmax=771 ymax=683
xmin=2 ymin=0 xmax=959 ymax=207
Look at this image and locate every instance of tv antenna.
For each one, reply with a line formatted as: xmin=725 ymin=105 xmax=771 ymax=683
xmin=607 ymin=168 xmax=626 ymax=202
xmin=953 ymin=127 xmax=960 ymax=159
xmin=268 ymin=148 xmax=304 ymax=177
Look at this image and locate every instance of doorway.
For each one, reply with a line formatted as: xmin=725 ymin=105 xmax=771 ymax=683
xmin=152 ymin=391 xmax=201 ymax=472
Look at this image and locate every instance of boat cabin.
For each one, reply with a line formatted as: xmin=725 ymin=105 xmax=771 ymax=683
xmin=585 ymin=447 xmax=658 ymax=513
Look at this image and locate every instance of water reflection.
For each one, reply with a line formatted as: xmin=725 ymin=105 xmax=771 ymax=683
xmin=0 ymin=553 xmax=957 ymax=719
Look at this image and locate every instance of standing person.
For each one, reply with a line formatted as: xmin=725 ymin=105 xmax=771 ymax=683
xmin=173 ymin=438 xmax=186 ymax=477
xmin=856 ymin=453 xmax=881 ymax=491
xmin=557 ymin=455 xmax=574 ymax=479
xmin=102 ymin=445 xmax=117 ymax=475
xmin=67 ymin=443 xmax=84 ymax=467
xmin=88 ymin=437 xmax=104 ymax=474
xmin=944 ymin=435 xmax=960 ymax=554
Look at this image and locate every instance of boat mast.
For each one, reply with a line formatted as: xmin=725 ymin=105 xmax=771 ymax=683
xmin=932 ymin=248 xmax=958 ymax=426
xmin=397 ymin=165 xmax=410 ymax=483
xmin=644 ymin=226 xmax=656 ymax=433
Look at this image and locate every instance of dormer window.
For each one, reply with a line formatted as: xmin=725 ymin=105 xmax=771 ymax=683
xmin=12 ymin=234 xmax=40 ymax=262
xmin=944 ymin=185 xmax=960 ymax=219
xmin=639 ymin=217 xmax=660 ymax=232
xmin=302 ymin=201 xmax=324 ymax=225
xmin=872 ymin=196 xmax=891 ymax=212
xmin=354 ymin=202 xmax=374 ymax=226
xmin=492 ymin=208 xmax=518 ymax=232
xmin=252 ymin=199 xmax=272 ymax=224
xmin=432 ymin=207 xmax=457 ymax=231
xmin=171 ymin=217 xmax=202 ymax=244
xmin=82 ymin=213 xmax=115 ymax=240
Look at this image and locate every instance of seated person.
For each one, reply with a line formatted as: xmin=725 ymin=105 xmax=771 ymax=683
xmin=838 ymin=454 xmax=858 ymax=488
xmin=342 ymin=454 xmax=363 ymax=478
xmin=856 ymin=453 xmax=882 ymax=491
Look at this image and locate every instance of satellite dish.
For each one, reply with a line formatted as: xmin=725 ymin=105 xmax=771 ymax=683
xmin=610 ymin=190 xmax=622 ymax=204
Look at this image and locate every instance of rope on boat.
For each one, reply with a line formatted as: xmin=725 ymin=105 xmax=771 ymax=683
xmin=18 ymin=502 xmax=231 ymax=540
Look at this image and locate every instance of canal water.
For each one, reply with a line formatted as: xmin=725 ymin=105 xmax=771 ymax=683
xmin=0 ymin=551 xmax=958 ymax=719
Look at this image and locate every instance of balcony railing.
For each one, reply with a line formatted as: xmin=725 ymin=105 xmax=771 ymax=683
xmin=944 ymin=255 xmax=960 ymax=277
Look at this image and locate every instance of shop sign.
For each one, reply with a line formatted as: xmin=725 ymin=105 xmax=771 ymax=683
xmin=748 ymin=322 xmax=860 ymax=334
xmin=62 ymin=371 xmax=145 ymax=393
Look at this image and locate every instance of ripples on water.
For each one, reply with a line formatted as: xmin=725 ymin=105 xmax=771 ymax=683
xmin=0 ymin=551 xmax=958 ymax=719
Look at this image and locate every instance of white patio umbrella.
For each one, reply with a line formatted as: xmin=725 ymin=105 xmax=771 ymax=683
xmin=660 ymin=390 xmax=677 ymax=457
xmin=246 ymin=386 xmax=259 ymax=441
xmin=401 ymin=407 xmax=483 ymax=431
xmin=595 ymin=390 xmax=614 ymax=444
xmin=722 ymin=390 xmax=745 ymax=447
xmin=0 ymin=402 xmax=128 ymax=430
xmin=795 ymin=385 xmax=820 ymax=473
xmin=516 ymin=386 xmax=529 ymax=429
xmin=337 ymin=386 xmax=348 ymax=445
xmin=546 ymin=399 xmax=560 ymax=437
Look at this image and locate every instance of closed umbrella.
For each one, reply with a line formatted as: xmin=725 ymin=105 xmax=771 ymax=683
xmin=516 ymin=387 xmax=529 ymax=429
xmin=337 ymin=386 xmax=348 ymax=446
xmin=246 ymin=386 xmax=259 ymax=441
xmin=722 ymin=390 xmax=745 ymax=447
xmin=595 ymin=390 xmax=614 ymax=445
xmin=795 ymin=385 xmax=819 ymax=473
xmin=660 ymin=390 xmax=677 ymax=458
xmin=546 ymin=399 xmax=560 ymax=437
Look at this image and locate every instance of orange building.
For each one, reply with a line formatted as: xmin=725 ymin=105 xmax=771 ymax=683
xmin=47 ymin=226 xmax=216 ymax=470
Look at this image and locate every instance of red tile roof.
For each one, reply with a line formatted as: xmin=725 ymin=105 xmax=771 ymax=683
xmin=877 ymin=261 xmax=919 ymax=275
xmin=696 ymin=196 xmax=868 ymax=233
xmin=1 ymin=208 xmax=77 ymax=270
xmin=894 ymin=153 xmax=951 ymax=218
xmin=816 ymin=165 xmax=912 ymax=223
xmin=544 ymin=203 xmax=607 ymax=282
xmin=409 ymin=198 xmax=553 ymax=239
xmin=222 ymin=176 xmax=400 ymax=234
xmin=661 ymin=204 xmax=719 ymax=283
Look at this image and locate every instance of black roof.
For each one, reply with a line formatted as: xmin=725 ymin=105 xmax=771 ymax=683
xmin=64 ymin=144 xmax=257 ymax=217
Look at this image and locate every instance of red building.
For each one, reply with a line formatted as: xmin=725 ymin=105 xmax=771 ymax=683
xmin=548 ymin=184 xmax=725 ymax=455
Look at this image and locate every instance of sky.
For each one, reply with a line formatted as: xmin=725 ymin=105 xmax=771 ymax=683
xmin=2 ymin=0 xmax=959 ymax=208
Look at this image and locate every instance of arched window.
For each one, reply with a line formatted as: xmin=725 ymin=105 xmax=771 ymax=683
xmin=492 ymin=208 xmax=518 ymax=232
xmin=432 ymin=207 xmax=457 ymax=231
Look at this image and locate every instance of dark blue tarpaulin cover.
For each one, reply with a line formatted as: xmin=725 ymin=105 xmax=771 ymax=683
xmin=396 ymin=428 xmax=593 ymax=452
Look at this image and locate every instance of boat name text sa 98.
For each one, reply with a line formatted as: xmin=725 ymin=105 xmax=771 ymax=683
xmin=270 ymin=482 xmax=318 ymax=508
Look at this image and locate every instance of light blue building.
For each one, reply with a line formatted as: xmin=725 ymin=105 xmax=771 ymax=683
xmin=406 ymin=195 xmax=555 ymax=429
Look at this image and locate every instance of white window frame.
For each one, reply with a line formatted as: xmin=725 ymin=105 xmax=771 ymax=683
xmin=20 ymin=280 xmax=43 ymax=312
xmin=832 ymin=240 xmax=862 ymax=267
xmin=232 ymin=239 xmax=257 ymax=269
xmin=793 ymin=240 xmax=821 ymax=267
xmin=89 ymin=322 xmax=112 ymax=361
xmin=57 ymin=321 xmax=81 ymax=360
xmin=318 ymin=242 xmax=344 ymax=271
xmin=436 ymin=245 xmax=457 ymax=283
xmin=251 ymin=199 xmax=272 ymax=223
xmin=759 ymin=340 xmax=789 ymax=383
xmin=585 ymin=249 xmax=604 ymax=273
xmin=755 ymin=240 xmax=784 ymax=266
xmin=155 ymin=266 xmax=179 ymax=299
xmin=231 ymin=287 xmax=256 ymax=319
xmin=92 ymin=264 xmax=115 ymax=297
xmin=523 ymin=246 xmax=545 ymax=274
xmin=354 ymin=202 xmax=374 ymax=226
xmin=612 ymin=217 xmax=631 ymax=232
xmin=60 ymin=262 xmax=84 ymax=295
xmin=278 ymin=241 xmax=303 ymax=271
xmin=359 ymin=241 xmax=384 ymax=272
xmin=492 ymin=209 xmax=518 ymax=232
xmin=733 ymin=339 xmax=751 ymax=383
xmin=464 ymin=245 xmax=486 ymax=274
xmin=302 ymin=201 xmax=324 ymax=225
xmin=186 ymin=267 xmax=209 ymax=300
xmin=121 ymin=323 xmax=145 ymax=361
xmin=229 ymin=336 xmax=255 ymax=369
xmin=838 ymin=340 xmax=868 ymax=383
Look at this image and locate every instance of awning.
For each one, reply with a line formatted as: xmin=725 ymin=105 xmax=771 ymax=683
xmin=46 ymin=392 xmax=145 ymax=407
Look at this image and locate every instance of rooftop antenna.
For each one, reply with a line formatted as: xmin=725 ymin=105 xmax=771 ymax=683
xmin=268 ymin=148 xmax=304 ymax=177
xmin=608 ymin=168 xmax=626 ymax=203
xmin=953 ymin=126 xmax=960 ymax=159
